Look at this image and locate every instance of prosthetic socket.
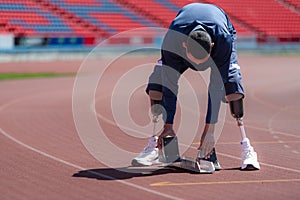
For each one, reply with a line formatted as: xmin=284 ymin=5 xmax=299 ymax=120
xmin=229 ymin=98 xmax=244 ymax=120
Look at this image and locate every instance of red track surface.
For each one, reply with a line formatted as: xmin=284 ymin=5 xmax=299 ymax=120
xmin=0 ymin=54 xmax=300 ymax=199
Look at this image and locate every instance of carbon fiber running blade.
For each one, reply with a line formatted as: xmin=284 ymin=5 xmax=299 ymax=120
xmin=171 ymin=157 xmax=215 ymax=174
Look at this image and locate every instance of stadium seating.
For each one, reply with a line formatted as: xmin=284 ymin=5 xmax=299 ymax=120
xmin=205 ymin=0 xmax=300 ymax=38
xmin=0 ymin=0 xmax=99 ymax=37
xmin=115 ymin=0 xmax=177 ymax=27
xmin=284 ymin=0 xmax=300 ymax=10
xmin=167 ymin=0 xmax=190 ymax=9
xmin=49 ymin=0 xmax=157 ymax=35
xmin=115 ymin=0 xmax=255 ymax=36
xmin=0 ymin=0 xmax=299 ymax=44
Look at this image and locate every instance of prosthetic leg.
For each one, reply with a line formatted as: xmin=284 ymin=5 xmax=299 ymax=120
xmin=230 ymin=98 xmax=260 ymax=170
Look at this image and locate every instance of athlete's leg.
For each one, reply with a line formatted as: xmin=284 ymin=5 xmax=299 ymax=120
xmin=132 ymin=60 xmax=163 ymax=166
xmin=225 ymin=65 xmax=260 ymax=170
xmin=146 ymin=60 xmax=164 ymax=121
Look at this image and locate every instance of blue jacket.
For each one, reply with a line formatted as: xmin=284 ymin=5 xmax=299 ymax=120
xmin=147 ymin=3 xmax=243 ymax=124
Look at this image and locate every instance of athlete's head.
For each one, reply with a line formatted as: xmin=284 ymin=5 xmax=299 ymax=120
xmin=183 ymin=30 xmax=214 ymax=65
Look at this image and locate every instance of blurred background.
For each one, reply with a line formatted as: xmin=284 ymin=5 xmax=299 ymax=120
xmin=0 ymin=0 xmax=300 ymax=58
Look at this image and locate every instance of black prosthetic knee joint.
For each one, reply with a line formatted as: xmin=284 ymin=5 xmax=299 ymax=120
xmin=229 ymin=98 xmax=244 ymax=119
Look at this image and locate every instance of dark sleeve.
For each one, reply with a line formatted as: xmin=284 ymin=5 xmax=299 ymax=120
xmin=161 ymin=49 xmax=188 ymax=124
xmin=205 ymin=34 xmax=233 ymax=123
xmin=146 ymin=60 xmax=163 ymax=94
xmin=211 ymin=33 xmax=233 ymax=80
xmin=206 ymin=62 xmax=225 ymax=124
xmin=159 ymin=29 xmax=189 ymax=124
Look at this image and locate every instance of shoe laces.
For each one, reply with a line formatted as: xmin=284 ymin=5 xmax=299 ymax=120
xmin=242 ymin=146 xmax=254 ymax=160
xmin=142 ymin=136 xmax=158 ymax=153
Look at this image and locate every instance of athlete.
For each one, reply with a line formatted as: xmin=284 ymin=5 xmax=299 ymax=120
xmin=132 ymin=3 xmax=260 ymax=170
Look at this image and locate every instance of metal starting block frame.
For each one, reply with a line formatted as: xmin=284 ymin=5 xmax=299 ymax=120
xmin=160 ymin=137 xmax=215 ymax=174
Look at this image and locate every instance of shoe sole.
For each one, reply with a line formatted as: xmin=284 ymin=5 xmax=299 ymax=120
xmin=241 ymin=164 xmax=260 ymax=170
xmin=131 ymin=158 xmax=161 ymax=167
xmin=131 ymin=159 xmax=150 ymax=167
xmin=214 ymin=163 xmax=222 ymax=171
xmin=201 ymin=159 xmax=222 ymax=171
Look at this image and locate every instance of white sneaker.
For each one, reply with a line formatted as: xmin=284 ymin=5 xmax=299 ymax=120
xmin=131 ymin=136 xmax=160 ymax=166
xmin=241 ymin=138 xmax=260 ymax=170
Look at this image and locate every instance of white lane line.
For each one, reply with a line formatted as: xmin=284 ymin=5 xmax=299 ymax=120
xmin=187 ymin=141 xmax=300 ymax=174
xmin=1 ymin=88 xmax=300 ymax=199
xmin=225 ymin=120 xmax=300 ymax=139
xmin=292 ymin=150 xmax=299 ymax=154
xmin=95 ymin=102 xmax=300 ymax=174
xmin=0 ymin=96 xmax=182 ymax=200
xmin=250 ymin=88 xmax=300 ymax=156
xmin=267 ymin=106 xmax=300 ymax=158
xmin=0 ymin=127 xmax=182 ymax=200
xmin=216 ymin=151 xmax=300 ymax=174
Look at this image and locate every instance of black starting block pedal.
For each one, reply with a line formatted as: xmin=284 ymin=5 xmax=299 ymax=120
xmin=161 ymin=136 xmax=181 ymax=163
xmin=160 ymin=136 xmax=215 ymax=174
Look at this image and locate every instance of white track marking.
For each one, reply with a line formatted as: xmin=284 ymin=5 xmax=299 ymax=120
xmin=267 ymin=106 xmax=300 ymax=155
xmin=225 ymin=119 xmax=300 ymax=139
xmin=1 ymin=84 xmax=300 ymax=200
xmin=0 ymin=127 xmax=86 ymax=171
xmin=292 ymin=150 xmax=299 ymax=154
xmin=250 ymin=86 xmax=300 ymax=156
xmin=95 ymin=96 xmax=300 ymax=139
xmin=0 ymin=127 xmax=182 ymax=200
xmin=215 ymin=151 xmax=300 ymax=173
xmin=94 ymin=97 xmax=300 ymax=174
xmin=0 ymin=96 xmax=182 ymax=200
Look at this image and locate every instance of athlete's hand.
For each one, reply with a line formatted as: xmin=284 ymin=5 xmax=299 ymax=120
xmin=157 ymin=124 xmax=176 ymax=149
xmin=197 ymin=132 xmax=215 ymax=159
xmin=197 ymin=124 xmax=216 ymax=159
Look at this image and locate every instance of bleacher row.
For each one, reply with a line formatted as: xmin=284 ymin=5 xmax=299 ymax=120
xmin=205 ymin=0 xmax=300 ymax=39
xmin=1 ymin=0 xmax=300 ymax=42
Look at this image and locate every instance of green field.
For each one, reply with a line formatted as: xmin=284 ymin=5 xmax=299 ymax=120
xmin=0 ymin=73 xmax=75 ymax=81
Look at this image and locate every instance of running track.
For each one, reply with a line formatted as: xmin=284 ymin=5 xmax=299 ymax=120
xmin=0 ymin=54 xmax=300 ymax=199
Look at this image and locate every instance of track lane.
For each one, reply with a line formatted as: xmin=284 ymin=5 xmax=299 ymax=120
xmin=0 ymin=54 xmax=300 ymax=199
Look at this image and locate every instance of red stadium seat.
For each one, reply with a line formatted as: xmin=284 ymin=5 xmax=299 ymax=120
xmin=1 ymin=0 xmax=299 ymax=41
xmin=116 ymin=0 xmax=177 ymax=27
xmin=205 ymin=0 xmax=300 ymax=38
xmin=284 ymin=0 xmax=300 ymax=10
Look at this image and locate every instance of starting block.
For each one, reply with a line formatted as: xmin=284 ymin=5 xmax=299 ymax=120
xmin=160 ymin=136 xmax=181 ymax=163
xmin=160 ymin=136 xmax=215 ymax=174
xmin=170 ymin=157 xmax=215 ymax=174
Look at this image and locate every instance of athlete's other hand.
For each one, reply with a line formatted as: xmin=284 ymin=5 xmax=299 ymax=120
xmin=197 ymin=124 xmax=216 ymax=159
